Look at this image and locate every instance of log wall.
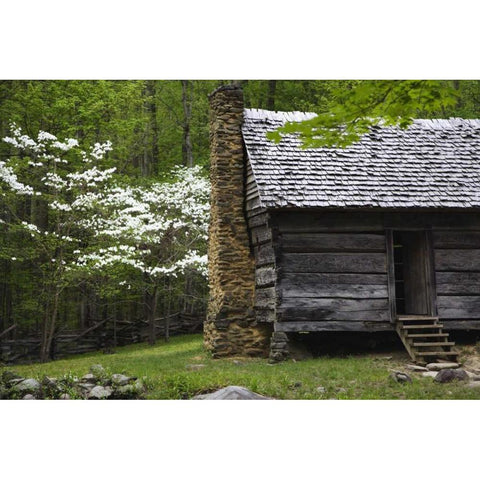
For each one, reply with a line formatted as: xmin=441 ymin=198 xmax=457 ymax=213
xmin=434 ymin=231 xmax=480 ymax=323
xmin=266 ymin=210 xmax=480 ymax=332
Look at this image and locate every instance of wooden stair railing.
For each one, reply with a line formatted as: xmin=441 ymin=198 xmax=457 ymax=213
xmin=395 ymin=315 xmax=459 ymax=364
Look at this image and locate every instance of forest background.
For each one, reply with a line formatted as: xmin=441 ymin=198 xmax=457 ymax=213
xmin=1 ymin=79 xmax=480 ymax=362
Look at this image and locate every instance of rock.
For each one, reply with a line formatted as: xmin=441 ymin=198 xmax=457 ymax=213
xmin=390 ymin=371 xmax=412 ymax=383
xmin=427 ymin=362 xmax=460 ymax=371
xmin=467 ymin=382 xmax=480 ymax=389
xmin=193 ymin=386 xmax=271 ymax=400
xmin=22 ymin=394 xmax=36 ymax=400
xmin=59 ymin=393 xmax=71 ymax=400
xmin=88 ymin=385 xmax=112 ymax=399
xmin=316 ymin=386 xmax=326 ymax=394
xmin=111 ymin=374 xmax=131 ymax=386
xmin=336 ymin=387 xmax=348 ymax=393
xmin=42 ymin=376 xmax=57 ymax=387
xmin=465 ymin=371 xmax=480 ymax=381
xmin=434 ymin=369 xmax=469 ymax=383
xmin=89 ymin=364 xmax=106 ymax=377
xmin=13 ymin=378 xmax=41 ymax=394
xmin=422 ymin=371 xmax=438 ymax=378
xmin=405 ymin=364 xmax=428 ymax=372
xmin=232 ymin=360 xmax=243 ymax=365
xmin=81 ymin=373 xmax=96 ymax=383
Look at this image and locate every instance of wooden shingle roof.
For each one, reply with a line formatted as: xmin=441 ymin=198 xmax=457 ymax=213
xmin=242 ymin=108 xmax=480 ymax=209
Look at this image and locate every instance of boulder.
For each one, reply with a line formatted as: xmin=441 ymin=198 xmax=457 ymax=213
xmin=426 ymin=362 xmax=460 ymax=371
xmin=13 ymin=378 xmax=41 ymax=394
xmin=88 ymin=385 xmax=112 ymax=399
xmin=22 ymin=394 xmax=36 ymax=400
xmin=434 ymin=369 xmax=469 ymax=383
xmin=390 ymin=371 xmax=412 ymax=383
xmin=111 ymin=374 xmax=131 ymax=386
xmin=467 ymin=382 xmax=480 ymax=389
xmin=422 ymin=371 xmax=438 ymax=379
xmin=405 ymin=364 xmax=428 ymax=372
xmin=59 ymin=393 xmax=71 ymax=400
xmin=316 ymin=386 xmax=326 ymax=394
xmin=89 ymin=364 xmax=106 ymax=378
xmin=81 ymin=373 xmax=96 ymax=384
xmin=193 ymin=386 xmax=271 ymax=400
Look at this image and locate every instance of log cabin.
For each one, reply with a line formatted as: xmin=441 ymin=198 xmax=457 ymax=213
xmin=205 ymin=84 xmax=480 ymax=363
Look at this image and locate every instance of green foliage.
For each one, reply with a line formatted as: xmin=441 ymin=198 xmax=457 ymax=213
xmin=4 ymin=334 xmax=480 ymax=400
xmin=267 ymin=80 xmax=460 ymax=148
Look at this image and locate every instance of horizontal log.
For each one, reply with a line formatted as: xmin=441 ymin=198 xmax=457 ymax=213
xmin=275 ymin=321 xmax=393 ymax=332
xmin=436 ymin=272 xmax=480 ymax=295
xmin=281 ymin=233 xmax=386 ymax=253
xmin=435 ymin=249 xmax=480 ymax=271
xmin=278 ymin=298 xmax=389 ymax=321
xmin=279 ymin=272 xmax=388 ymax=285
xmin=250 ymin=225 xmax=272 ymax=246
xmin=281 ymin=252 xmax=387 ymax=273
xmin=247 ymin=211 xmax=269 ymax=228
xmin=279 ymin=281 xmax=389 ymax=299
xmin=442 ymin=320 xmax=480 ymax=330
xmin=437 ymin=295 xmax=480 ymax=319
xmin=273 ymin=211 xmax=384 ymax=233
xmin=433 ymin=231 xmax=480 ymax=249
xmin=256 ymin=267 xmax=276 ymax=287
xmin=255 ymin=287 xmax=276 ymax=309
xmin=255 ymin=309 xmax=276 ymax=323
xmin=255 ymin=244 xmax=276 ymax=266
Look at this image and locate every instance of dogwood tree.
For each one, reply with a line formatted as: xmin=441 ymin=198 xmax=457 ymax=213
xmin=1 ymin=124 xmax=209 ymax=359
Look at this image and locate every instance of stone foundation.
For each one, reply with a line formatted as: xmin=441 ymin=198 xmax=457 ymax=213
xmin=204 ymin=84 xmax=271 ymax=357
xmin=269 ymin=331 xmax=290 ymax=363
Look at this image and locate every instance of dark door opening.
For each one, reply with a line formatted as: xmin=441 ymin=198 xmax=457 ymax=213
xmin=393 ymin=231 xmax=430 ymax=315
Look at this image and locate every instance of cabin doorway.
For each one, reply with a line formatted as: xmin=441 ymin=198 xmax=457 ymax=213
xmin=392 ymin=231 xmax=433 ymax=316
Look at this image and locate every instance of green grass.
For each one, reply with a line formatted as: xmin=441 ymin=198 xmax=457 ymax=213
xmin=2 ymin=334 xmax=480 ymax=399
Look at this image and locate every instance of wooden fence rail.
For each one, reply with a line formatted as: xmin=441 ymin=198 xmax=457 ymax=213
xmin=0 ymin=313 xmax=204 ymax=365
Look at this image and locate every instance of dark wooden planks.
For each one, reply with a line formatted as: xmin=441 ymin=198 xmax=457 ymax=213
xmin=433 ymin=231 xmax=480 ymax=249
xmin=278 ymin=273 xmax=387 ymax=285
xmin=278 ymin=298 xmax=390 ymax=321
xmin=437 ymin=296 xmax=480 ymax=319
xmin=435 ymin=249 xmax=480 ymax=271
xmin=281 ymin=233 xmax=386 ymax=253
xmin=279 ymin=281 xmax=388 ymax=299
xmin=436 ymin=272 xmax=480 ymax=295
xmin=275 ymin=321 xmax=394 ymax=332
xmin=281 ymin=252 xmax=387 ymax=273
xmin=273 ymin=211 xmax=384 ymax=233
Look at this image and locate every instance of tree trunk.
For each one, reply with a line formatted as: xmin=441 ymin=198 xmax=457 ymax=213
xmin=181 ymin=80 xmax=194 ymax=167
xmin=40 ymin=287 xmax=60 ymax=362
xmin=267 ymin=80 xmax=277 ymax=111
xmin=147 ymin=284 xmax=159 ymax=345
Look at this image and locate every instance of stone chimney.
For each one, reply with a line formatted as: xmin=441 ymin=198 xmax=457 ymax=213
xmin=204 ymin=84 xmax=271 ymax=358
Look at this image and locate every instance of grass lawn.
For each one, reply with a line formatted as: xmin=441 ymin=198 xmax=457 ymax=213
xmin=2 ymin=334 xmax=480 ymax=399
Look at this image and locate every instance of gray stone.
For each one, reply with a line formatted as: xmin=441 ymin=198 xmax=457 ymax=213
xmin=81 ymin=373 xmax=96 ymax=383
xmin=422 ymin=371 xmax=438 ymax=379
xmin=465 ymin=371 xmax=480 ymax=381
xmin=88 ymin=385 xmax=112 ymax=399
xmin=42 ymin=376 xmax=57 ymax=387
xmin=434 ymin=369 xmax=469 ymax=383
xmin=89 ymin=364 xmax=106 ymax=377
xmin=22 ymin=394 xmax=36 ymax=400
xmin=316 ymin=386 xmax=326 ymax=394
xmin=185 ymin=364 xmax=206 ymax=371
xmin=59 ymin=393 xmax=71 ymax=400
xmin=467 ymin=382 xmax=480 ymax=389
xmin=390 ymin=371 xmax=412 ymax=383
xmin=193 ymin=386 xmax=271 ymax=400
xmin=405 ymin=364 xmax=428 ymax=372
xmin=111 ymin=374 xmax=131 ymax=386
xmin=13 ymin=378 xmax=41 ymax=394
xmin=426 ymin=362 xmax=460 ymax=371
xmin=77 ymin=383 xmax=95 ymax=392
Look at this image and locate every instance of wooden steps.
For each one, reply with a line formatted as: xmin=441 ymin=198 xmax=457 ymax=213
xmin=395 ymin=315 xmax=458 ymax=364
